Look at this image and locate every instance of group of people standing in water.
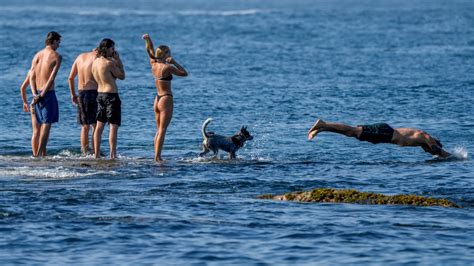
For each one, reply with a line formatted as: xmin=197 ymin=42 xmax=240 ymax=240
xmin=20 ymin=31 xmax=187 ymax=161
xmin=21 ymin=31 xmax=451 ymax=161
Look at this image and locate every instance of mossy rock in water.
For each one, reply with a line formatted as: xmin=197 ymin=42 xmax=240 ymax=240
xmin=258 ymin=188 xmax=459 ymax=208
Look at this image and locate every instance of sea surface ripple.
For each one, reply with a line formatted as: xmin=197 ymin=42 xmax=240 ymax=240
xmin=0 ymin=0 xmax=473 ymax=264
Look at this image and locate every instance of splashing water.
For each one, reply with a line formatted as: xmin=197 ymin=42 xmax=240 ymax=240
xmin=451 ymin=146 xmax=468 ymax=160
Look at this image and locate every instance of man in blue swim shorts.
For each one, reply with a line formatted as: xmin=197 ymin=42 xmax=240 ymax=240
xmin=307 ymin=117 xmax=451 ymax=158
xmin=27 ymin=31 xmax=62 ymax=157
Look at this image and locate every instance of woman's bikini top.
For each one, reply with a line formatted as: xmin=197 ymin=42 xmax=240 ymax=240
xmin=153 ymin=62 xmax=173 ymax=82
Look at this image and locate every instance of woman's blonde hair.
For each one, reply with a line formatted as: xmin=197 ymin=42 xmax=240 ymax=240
xmin=155 ymin=45 xmax=170 ymax=60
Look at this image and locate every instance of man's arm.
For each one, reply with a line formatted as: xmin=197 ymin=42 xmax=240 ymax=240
xmin=39 ymin=54 xmax=62 ymax=97
xmin=29 ymin=55 xmax=39 ymax=96
xmin=110 ymin=52 xmax=125 ymax=80
xmin=68 ymin=59 xmax=79 ymax=104
xmin=20 ymin=72 xmax=30 ymax=112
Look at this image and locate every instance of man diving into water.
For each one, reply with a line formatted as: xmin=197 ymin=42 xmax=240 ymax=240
xmin=308 ymin=118 xmax=451 ymax=158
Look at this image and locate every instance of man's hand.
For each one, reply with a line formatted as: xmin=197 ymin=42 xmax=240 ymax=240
xmin=22 ymin=102 xmax=30 ymax=113
xmin=113 ymin=51 xmax=120 ymax=60
xmin=142 ymin=33 xmax=150 ymax=40
xmin=71 ymin=94 xmax=78 ymax=105
xmin=32 ymin=95 xmax=41 ymax=104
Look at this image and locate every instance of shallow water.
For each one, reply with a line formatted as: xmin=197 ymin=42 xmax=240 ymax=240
xmin=0 ymin=0 xmax=473 ymax=264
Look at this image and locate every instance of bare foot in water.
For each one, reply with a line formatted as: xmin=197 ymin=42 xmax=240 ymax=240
xmin=307 ymin=119 xmax=323 ymax=140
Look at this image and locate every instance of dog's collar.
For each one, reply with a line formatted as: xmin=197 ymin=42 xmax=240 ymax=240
xmin=231 ymin=135 xmax=244 ymax=147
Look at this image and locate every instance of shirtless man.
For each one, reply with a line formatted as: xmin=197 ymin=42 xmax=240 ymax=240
xmin=68 ymin=49 xmax=98 ymax=154
xmin=91 ymin=39 xmax=125 ymax=159
xmin=28 ymin=31 xmax=62 ymax=157
xmin=308 ymin=118 xmax=451 ymax=158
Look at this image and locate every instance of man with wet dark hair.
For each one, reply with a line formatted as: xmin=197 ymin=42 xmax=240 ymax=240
xmin=27 ymin=31 xmax=62 ymax=156
xmin=308 ymin=118 xmax=451 ymax=158
xmin=45 ymin=31 xmax=61 ymax=46
xmin=91 ymin=38 xmax=125 ymax=159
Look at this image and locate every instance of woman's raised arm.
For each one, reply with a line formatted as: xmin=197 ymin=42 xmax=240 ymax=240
xmin=142 ymin=34 xmax=156 ymax=60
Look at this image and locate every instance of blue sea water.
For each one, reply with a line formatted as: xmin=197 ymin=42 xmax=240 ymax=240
xmin=0 ymin=0 xmax=473 ymax=264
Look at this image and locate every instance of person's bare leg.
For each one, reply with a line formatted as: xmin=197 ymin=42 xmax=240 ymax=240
xmin=91 ymin=124 xmax=96 ymax=154
xmin=155 ymin=97 xmax=173 ymax=161
xmin=109 ymin=124 xmax=118 ymax=159
xmin=153 ymin=99 xmax=161 ymax=161
xmin=94 ymin=121 xmax=105 ymax=159
xmin=31 ymin=113 xmax=41 ymax=156
xmin=308 ymin=119 xmax=361 ymax=140
xmin=37 ymin=124 xmax=52 ymax=156
xmin=81 ymin=124 xmax=90 ymax=154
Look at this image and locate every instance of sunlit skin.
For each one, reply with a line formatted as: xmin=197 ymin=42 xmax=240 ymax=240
xmin=91 ymin=45 xmax=125 ymax=160
xmin=142 ymin=34 xmax=188 ymax=161
xmin=68 ymin=50 xmax=98 ymax=154
xmin=19 ymin=72 xmax=41 ymax=156
xmin=308 ymin=118 xmax=451 ymax=158
xmin=28 ymin=38 xmax=62 ymax=157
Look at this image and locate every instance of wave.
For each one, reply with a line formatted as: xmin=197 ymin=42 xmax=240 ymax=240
xmin=0 ymin=5 xmax=266 ymax=17
xmin=178 ymin=9 xmax=262 ymax=16
xmin=177 ymin=154 xmax=273 ymax=164
xmin=0 ymin=166 xmax=113 ymax=180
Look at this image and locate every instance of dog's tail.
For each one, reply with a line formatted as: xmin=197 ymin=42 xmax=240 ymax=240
xmin=202 ymin=118 xmax=213 ymax=139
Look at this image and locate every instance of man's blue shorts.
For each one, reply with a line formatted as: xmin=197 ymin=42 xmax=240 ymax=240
xmin=34 ymin=90 xmax=59 ymax=124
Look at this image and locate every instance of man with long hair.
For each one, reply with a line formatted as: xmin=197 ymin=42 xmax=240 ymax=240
xmin=91 ymin=38 xmax=125 ymax=159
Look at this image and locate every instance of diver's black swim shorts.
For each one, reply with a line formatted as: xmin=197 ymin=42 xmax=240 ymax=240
xmin=357 ymin=123 xmax=394 ymax=144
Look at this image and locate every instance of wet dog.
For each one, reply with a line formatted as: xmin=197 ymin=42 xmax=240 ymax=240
xmin=200 ymin=118 xmax=253 ymax=159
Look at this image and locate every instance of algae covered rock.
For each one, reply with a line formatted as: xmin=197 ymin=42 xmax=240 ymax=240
xmin=258 ymin=188 xmax=459 ymax=208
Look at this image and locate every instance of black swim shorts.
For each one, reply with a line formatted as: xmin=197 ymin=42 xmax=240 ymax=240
xmin=77 ymin=90 xmax=98 ymax=125
xmin=357 ymin=123 xmax=394 ymax=144
xmin=96 ymin=93 xmax=121 ymax=126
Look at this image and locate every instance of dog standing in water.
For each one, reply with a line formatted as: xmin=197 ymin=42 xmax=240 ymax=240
xmin=200 ymin=118 xmax=253 ymax=159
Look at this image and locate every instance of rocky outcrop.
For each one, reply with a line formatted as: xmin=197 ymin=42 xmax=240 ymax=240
xmin=258 ymin=188 xmax=459 ymax=208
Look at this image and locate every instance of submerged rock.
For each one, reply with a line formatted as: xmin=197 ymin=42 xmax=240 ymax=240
xmin=258 ymin=188 xmax=460 ymax=208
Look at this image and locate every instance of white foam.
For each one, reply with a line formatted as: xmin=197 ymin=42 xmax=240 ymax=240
xmin=178 ymin=9 xmax=262 ymax=16
xmin=451 ymin=146 xmax=468 ymax=160
xmin=0 ymin=6 xmax=264 ymax=17
xmin=0 ymin=166 xmax=115 ymax=180
xmin=178 ymin=156 xmax=219 ymax=164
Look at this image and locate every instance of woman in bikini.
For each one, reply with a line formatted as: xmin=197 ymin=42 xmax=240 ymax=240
xmin=142 ymin=34 xmax=188 ymax=161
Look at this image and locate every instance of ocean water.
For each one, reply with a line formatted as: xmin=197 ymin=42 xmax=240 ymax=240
xmin=1 ymin=0 xmax=473 ymax=264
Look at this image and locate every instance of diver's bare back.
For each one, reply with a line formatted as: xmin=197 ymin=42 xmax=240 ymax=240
xmin=92 ymin=57 xmax=119 ymax=93
xmin=32 ymin=48 xmax=61 ymax=90
xmin=393 ymin=128 xmax=431 ymax=147
xmin=77 ymin=51 xmax=97 ymax=91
